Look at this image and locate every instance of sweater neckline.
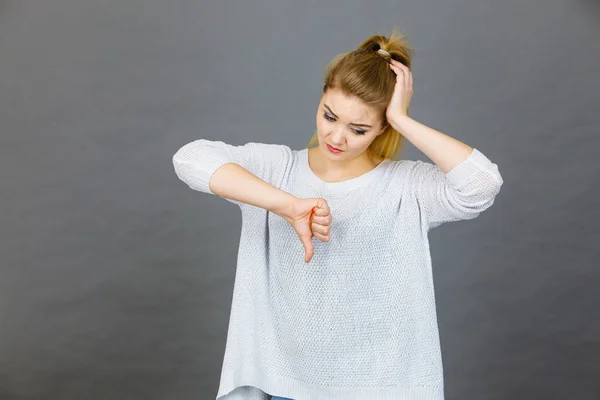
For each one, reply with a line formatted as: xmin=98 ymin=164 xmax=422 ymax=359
xmin=298 ymin=148 xmax=391 ymax=196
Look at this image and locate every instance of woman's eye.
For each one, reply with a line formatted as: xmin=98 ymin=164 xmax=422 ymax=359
xmin=323 ymin=113 xmax=366 ymax=135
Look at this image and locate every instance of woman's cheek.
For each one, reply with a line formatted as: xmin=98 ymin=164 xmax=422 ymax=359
xmin=315 ymin=119 xmax=325 ymax=136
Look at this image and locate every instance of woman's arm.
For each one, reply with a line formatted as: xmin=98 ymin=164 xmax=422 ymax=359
xmin=172 ymin=139 xmax=331 ymax=262
xmin=207 ymin=162 xmax=296 ymax=217
xmin=386 ymin=59 xmax=503 ymax=229
xmin=389 ymin=114 xmax=474 ymax=173
xmin=388 ymin=112 xmax=503 ymax=229
xmin=386 ymin=58 xmax=473 ymax=171
xmin=172 ymin=139 xmax=295 ymax=213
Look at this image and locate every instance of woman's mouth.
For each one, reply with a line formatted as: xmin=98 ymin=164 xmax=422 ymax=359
xmin=326 ymin=144 xmax=343 ymax=154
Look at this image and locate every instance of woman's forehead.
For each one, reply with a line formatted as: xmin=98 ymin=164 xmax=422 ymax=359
xmin=322 ymin=89 xmax=377 ymax=121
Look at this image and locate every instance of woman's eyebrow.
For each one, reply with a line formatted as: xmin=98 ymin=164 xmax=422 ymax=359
xmin=324 ymin=104 xmax=372 ymax=128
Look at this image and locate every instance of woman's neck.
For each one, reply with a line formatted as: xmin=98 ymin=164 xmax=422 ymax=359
xmin=307 ymin=147 xmax=385 ymax=183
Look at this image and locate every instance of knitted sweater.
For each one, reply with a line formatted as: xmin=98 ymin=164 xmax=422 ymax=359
xmin=172 ymin=139 xmax=503 ymax=400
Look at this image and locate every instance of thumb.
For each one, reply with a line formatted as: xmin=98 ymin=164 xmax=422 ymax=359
xmin=299 ymin=233 xmax=314 ymax=263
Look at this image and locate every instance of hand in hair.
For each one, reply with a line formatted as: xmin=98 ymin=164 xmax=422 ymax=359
xmin=385 ymin=58 xmax=413 ymax=120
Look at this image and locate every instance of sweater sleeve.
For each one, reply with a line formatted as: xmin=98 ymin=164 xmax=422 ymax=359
xmin=172 ymin=139 xmax=292 ymax=208
xmin=409 ymin=148 xmax=504 ymax=230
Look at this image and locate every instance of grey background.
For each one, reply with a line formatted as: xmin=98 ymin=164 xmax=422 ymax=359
xmin=1 ymin=0 xmax=599 ymax=399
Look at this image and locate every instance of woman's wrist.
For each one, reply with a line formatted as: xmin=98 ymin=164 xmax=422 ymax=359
xmin=268 ymin=192 xmax=298 ymax=220
xmin=388 ymin=113 xmax=412 ymax=134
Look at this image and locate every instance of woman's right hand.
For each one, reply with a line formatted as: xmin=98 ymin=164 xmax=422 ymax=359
xmin=275 ymin=197 xmax=332 ymax=263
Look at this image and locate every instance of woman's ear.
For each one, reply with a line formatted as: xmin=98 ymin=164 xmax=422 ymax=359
xmin=379 ymin=118 xmax=389 ymax=134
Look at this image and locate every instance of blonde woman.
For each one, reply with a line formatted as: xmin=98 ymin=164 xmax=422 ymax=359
xmin=173 ymin=29 xmax=503 ymax=400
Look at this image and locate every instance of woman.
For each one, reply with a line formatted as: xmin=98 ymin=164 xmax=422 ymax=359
xmin=172 ymin=30 xmax=503 ymax=400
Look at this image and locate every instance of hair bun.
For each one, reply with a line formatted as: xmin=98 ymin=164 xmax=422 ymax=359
xmin=355 ymin=30 xmax=413 ymax=67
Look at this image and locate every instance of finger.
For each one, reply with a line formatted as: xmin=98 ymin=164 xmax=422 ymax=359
xmin=390 ymin=60 xmax=409 ymax=75
xmin=397 ymin=63 xmax=411 ymax=88
xmin=390 ymin=63 xmax=410 ymax=90
xmin=313 ymin=231 xmax=330 ymax=243
xmin=397 ymin=64 xmax=410 ymax=88
xmin=311 ymin=221 xmax=330 ymax=235
xmin=313 ymin=204 xmax=330 ymax=217
xmin=389 ymin=63 xmax=404 ymax=80
xmin=391 ymin=58 xmax=409 ymax=70
xmin=389 ymin=59 xmax=401 ymax=67
xmin=300 ymin=234 xmax=314 ymax=263
xmin=311 ymin=214 xmax=331 ymax=225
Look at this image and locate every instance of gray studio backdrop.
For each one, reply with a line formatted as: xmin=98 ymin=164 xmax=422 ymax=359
xmin=1 ymin=0 xmax=599 ymax=399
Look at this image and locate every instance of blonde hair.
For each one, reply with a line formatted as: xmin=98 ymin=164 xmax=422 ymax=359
xmin=306 ymin=28 xmax=414 ymax=161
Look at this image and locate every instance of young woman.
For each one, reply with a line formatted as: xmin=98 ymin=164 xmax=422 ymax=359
xmin=173 ymin=30 xmax=503 ymax=400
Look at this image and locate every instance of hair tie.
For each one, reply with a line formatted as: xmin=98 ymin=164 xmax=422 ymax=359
xmin=377 ymin=49 xmax=390 ymax=57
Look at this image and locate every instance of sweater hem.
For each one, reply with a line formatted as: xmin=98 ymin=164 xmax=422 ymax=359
xmin=216 ymin=367 xmax=444 ymax=400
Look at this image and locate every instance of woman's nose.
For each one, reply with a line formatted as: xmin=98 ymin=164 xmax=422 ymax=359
xmin=329 ymin=130 xmax=345 ymax=145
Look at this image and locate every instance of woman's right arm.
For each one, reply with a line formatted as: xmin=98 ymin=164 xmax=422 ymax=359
xmin=172 ymin=139 xmax=332 ymax=262
xmin=206 ymin=162 xmax=297 ymax=218
xmin=171 ymin=139 xmax=296 ymax=217
xmin=209 ymin=164 xmax=332 ymax=263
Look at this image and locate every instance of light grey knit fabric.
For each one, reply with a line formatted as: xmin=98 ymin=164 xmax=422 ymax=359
xmin=172 ymin=139 xmax=503 ymax=400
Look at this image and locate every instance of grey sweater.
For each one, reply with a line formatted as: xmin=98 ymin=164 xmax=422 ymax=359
xmin=172 ymin=139 xmax=503 ymax=400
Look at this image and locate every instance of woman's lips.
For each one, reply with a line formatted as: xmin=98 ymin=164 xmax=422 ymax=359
xmin=326 ymin=144 xmax=343 ymax=153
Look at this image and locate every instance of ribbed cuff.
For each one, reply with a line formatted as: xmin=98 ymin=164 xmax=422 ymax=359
xmin=197 ymin=152 xmax=234 ymax=194
xmin=444 ymin=148 xmax=497 ymax=187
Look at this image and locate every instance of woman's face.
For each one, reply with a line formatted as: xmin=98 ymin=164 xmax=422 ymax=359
xmin=315 ymin=87 xmax=385 ymax=162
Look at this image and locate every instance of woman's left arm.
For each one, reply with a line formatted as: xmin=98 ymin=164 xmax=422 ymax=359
xmin=386 ymin=58 xmax=504 ymax=229
xmin=388 ymin=114 xmax=474 ymax=173
xmin=386 ymin=58 xmax=473 ymax=172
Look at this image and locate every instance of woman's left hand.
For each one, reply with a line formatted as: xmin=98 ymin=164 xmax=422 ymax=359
xmin=385 ymin=59 xmax=413 ymax=122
